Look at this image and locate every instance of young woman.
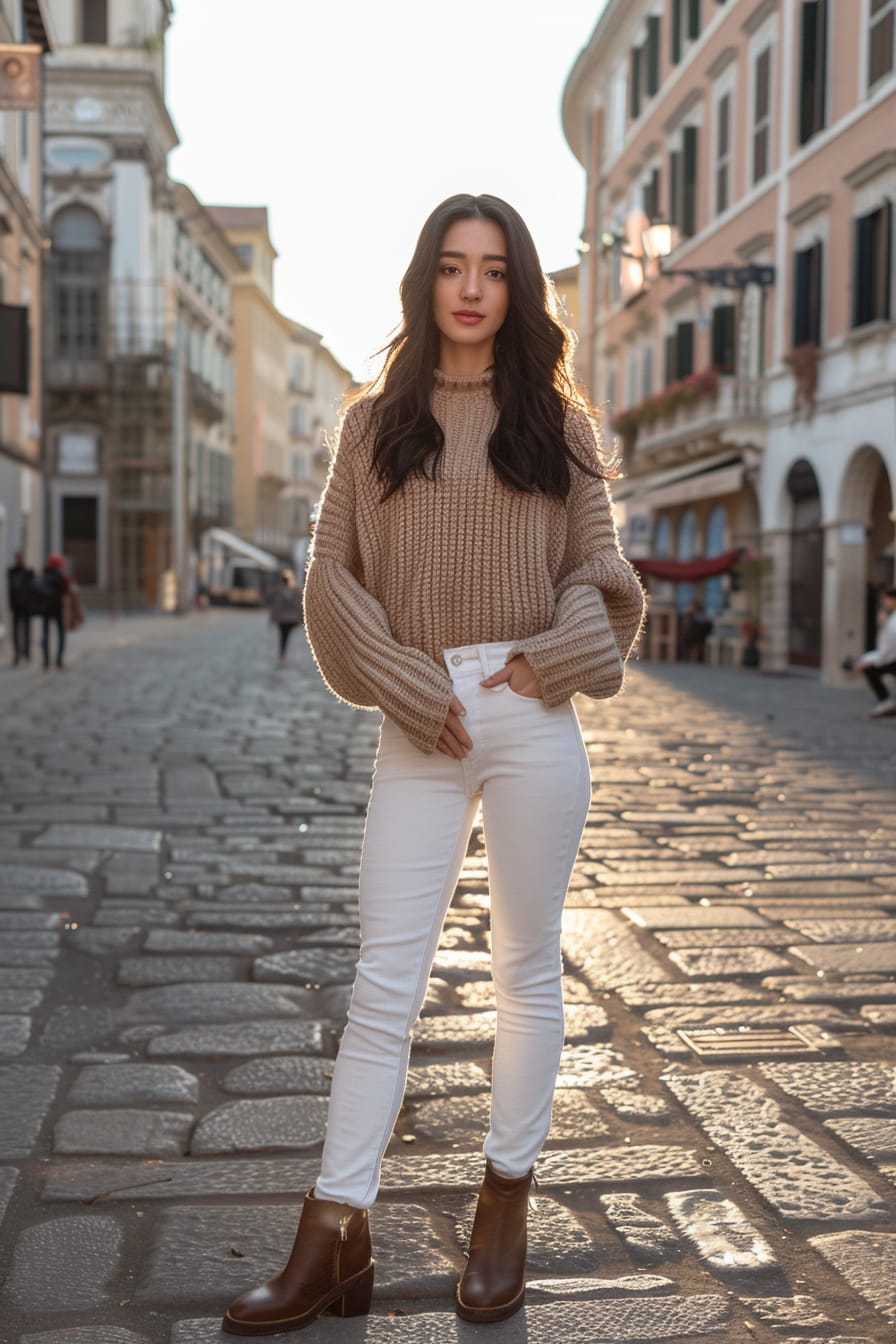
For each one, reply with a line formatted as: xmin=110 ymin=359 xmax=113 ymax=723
xmin=222 ymin=193 xmax=645 ymax=1336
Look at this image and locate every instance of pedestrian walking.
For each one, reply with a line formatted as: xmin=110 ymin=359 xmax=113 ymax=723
xmin=268 ymin=568 xmax=304 ymax=664
xmin=222 ymin=193 xmax=645 ymax=1336
xmin=852 ymin=584 xmax=896 ymax=718
xmin=6 ymin=550 xmax=34 ymax=665
xmin=36 ymin=554 xmax=71 ymax=671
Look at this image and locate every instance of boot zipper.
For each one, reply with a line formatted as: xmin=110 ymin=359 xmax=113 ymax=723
xmin=339 ymin=1215 xmax=349 ymax=1242
xmin=528 ymin=1172 xmax=539 ymax=1212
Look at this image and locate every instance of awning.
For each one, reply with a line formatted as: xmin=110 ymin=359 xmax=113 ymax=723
xmin=203 ymin=528 xmax=281 ymax=572
xmin=632 ymin=548 xmax=742 ymax=582
xmin=616 ymin=453 xmax=744 ymax=509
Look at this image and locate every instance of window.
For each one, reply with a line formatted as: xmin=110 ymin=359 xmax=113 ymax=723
xmin=51 ymin=207 xmax=106 ymax=359
xmin=630 ymin=17 xmax=661 ymax=120
xmin=233 ymin=243 xmax=253 ymax=268
xmin=670 ymin=126 xmax=699 ymax=238
xmin=58 ymin=432 xmax=99 ymax=474
xmin=852 ymin=202 xmax=893 ymax=326
xmin=62 ymin=496 xmax=98 ymax=585
xmin=793 ymin=240 xmax=824 ymax=346
xmin=753 ymin=46 xmax=772 ymax=182
xmin=81 ymin=0 xmax=107 ymax=44
xmin=671 ymin=0 xmax=701 ymax=65
xmin=664 ymin=320 xmax=695 ymax=383
xmin=643 ymin=167 xmax=661 ymax=221
xmin=798 ymin=0 xmax=828 ymax=144
xmin=291 ymin=403 xmax=309 ymax=437
xmin=870 ymin=0 xmax=895 ymax=87
xmin=292 ymin=451 xmax=310 ymax=480
xmin=711 ymin=304 xmax=736 ymax=372
xmin=715 ymin=91 xmax=731 ymax=214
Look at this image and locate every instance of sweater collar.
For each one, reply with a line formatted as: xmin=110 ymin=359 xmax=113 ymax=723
xmin=433 ymin=366 xmax=495 ymax=394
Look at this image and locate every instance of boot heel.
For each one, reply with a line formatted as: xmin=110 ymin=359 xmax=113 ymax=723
xmin=331 ymin=1262 xmax=374 ymax=1317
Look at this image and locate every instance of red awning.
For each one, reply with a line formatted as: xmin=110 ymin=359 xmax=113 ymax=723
xmin=632 ymin=548 xmax=742 ymax=582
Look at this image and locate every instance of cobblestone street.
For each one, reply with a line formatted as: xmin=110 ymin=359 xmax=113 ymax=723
xmin=1 ymin=610 xmax=895 ymax=1344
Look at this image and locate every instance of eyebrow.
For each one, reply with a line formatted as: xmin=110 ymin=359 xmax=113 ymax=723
xmin=439 ymin=250 xmax=508 ymax=262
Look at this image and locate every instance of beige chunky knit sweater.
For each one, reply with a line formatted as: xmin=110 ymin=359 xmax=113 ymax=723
xmin=304 ymin=368 xmax=645 ymax=754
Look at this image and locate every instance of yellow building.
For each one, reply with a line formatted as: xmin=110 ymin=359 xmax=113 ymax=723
xmin=208 ymin=205 xmax=294 ymax=557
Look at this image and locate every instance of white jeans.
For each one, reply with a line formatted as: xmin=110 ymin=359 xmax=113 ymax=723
xmin=314 ymin=641 xmax=592 ymax=1208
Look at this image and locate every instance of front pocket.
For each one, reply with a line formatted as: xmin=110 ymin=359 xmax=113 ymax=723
xmin=504 ymin=684 xmax=545 ymax=705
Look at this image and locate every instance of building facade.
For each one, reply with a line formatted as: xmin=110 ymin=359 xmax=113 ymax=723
xmin=563 ymin=0 xmax=896 ymax=680
xmin=43 ymin=0 xmax=179 ymax=607
xmin=0 ymin=0 xmax=53 ymax=629
xmin=286 ymin=320 xmax=352 ymax=553
xmin=208 ymin=205 xmax=295 ymax=560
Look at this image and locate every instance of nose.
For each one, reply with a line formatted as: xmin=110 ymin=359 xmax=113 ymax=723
xmin=461 ymin=270 xmax=481 ymax=301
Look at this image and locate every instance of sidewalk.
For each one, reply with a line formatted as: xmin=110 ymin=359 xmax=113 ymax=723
xmin=0 ymin=616 xmax=894 ymax=1343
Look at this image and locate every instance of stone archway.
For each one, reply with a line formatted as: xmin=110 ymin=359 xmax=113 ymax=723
xmin=827 ymin=446 xmax=895 ymax=678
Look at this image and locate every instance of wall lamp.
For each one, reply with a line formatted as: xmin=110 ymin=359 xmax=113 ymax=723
xmin=601 ymin=218 xmax=775 ymax=290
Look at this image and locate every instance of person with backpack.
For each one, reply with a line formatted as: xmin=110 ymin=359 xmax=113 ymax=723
xmin=6 ymin=551 xmax=34 ymax=666
xmin=37 ymin=554 xmax=71 ymax=671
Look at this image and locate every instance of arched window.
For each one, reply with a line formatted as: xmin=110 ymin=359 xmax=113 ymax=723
xmin=51 ymin=207 xmax=106 ymax=359
xmin=676 ymin=509 xmax=698 ymax=611
xmin=704 ymin=504 xmax=728 ymax=616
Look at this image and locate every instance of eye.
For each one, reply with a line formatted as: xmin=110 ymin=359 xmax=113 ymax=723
xmin=486 ymin=269 xmax=506 ymax=281
xmin=440 ymin=264 xmax=460 ymax=276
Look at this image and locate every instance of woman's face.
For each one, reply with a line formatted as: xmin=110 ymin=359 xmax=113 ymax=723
xmin=432 ymin=216 xmax=509 ymax=365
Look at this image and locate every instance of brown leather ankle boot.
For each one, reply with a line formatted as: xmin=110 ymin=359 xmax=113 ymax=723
xmin=222 ymin=1189 xmax=374 ymax=1336
xmin=456 ymin=1160 xmax=533 ymax=1323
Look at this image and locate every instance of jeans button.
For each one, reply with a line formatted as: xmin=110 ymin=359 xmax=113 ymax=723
xmin=450 ymin=655 xmax=463 ymax=666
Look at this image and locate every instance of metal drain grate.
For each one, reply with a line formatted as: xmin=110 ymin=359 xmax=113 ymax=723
xmin=677 ymin=1025 xmax=841 ymax=1061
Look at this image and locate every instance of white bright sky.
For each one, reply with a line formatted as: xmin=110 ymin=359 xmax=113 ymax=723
xmin=166 ymin=0 xmax=608 ymax=383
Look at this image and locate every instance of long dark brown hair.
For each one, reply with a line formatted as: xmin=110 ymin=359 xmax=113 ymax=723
xmin=361 ymin=193 xmax=610 ymax=500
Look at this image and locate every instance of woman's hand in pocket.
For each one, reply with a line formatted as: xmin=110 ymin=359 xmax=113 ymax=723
xmin=481 ymin=654 xmax=543 ymax=699
xmin=436 ymin=694 xmax=473 ymax=759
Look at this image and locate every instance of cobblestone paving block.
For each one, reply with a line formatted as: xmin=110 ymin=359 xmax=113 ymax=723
xmin=860 ymin=1004 xmax=896 ymax=1030
xmin=790 ymin=943 xmax=896 ymax=975
xmin=117 ymin=955 xmax=245 ymax=986
xmin=782 ymin=917 xmax=896 ymax=944
xmin=41 ymin=1005 xmax=118 ymax=1050
xmin=655 ymin=927 xmax=804 ymax=947
xmin=457 ymin=1193 xmax=598 ymax=1275
xmin=742 ymin=1295 xmax=833 ymax=1328
xmin=404 ymin=1061 xmax=490 ymax=1099
xmin=135 ymin=1202 xmax=458 ymax=1305
xmin=67 ymin=1063 xmax=199 ymax=1106
xmin=623 ymin=904 xmax=769 ymax=930
xmin=0 ymin=1063 xmax=60 ymax=1158
xmin=147 ymin=1019 xmax=326 ymax=1058
xmin=144 ymin=928 xmax=275 ymax=955
xmin=253 ymin=949 xmax=359 ymax=985
xmin=616 ymin=981 xmax=773 ymax=1010
xmin=562 ymin=909 xmax=674 ymax=990
xmin=186 ymin=908 xmax=327 ymax=930
xmin=54 ymin=1107 xmax=194 ymax=1155
xmin=761 ymin=1061 xmax=896 ymax=1116
xmin=665 ymin=1189 xmax=780 ymax=1284
xmin=527 ymin=1274 xmax=676 ymax=1298
xmin=663 ymin=1070 xmax=890 ymax=1222
xmin=0 ymin=1164 xmax=17 ymax=1229
xmin=122 ymin=983 xmax=311 ymax=1022
xmin=645 ymin=1003 xmax=860 ymax=1031
xmin=191 ymin=1095 xmax=329 ymax=1153
xmin=0 ymin=1015 xmax=31 ymax=1053
xmin=221 ymin=1055 xmax=334 ymax=1096
xmin=600 ymin=1087 xmax=671 ymax=1121
xmin=808 ymin=1231 xmax=896 ymax=1325
xmin=763 ymin=976 xmax=896 ymax=1004
xmin=42 ymin=1145 xmax=704 ymax=1205
xmin=667 ymin=946 xmax=796 ymax=978
xmin=63 ymin=926 xmax=144 ymax=955
xmin=825 ymin=1117 xmax=896 ymax=1163
xmin=170 ymin=1294 xmax=734 ymax=1342
xmin=599 ymin=1191 xmax=680 ymax=1264
xmin=20 ymin=1329 xmax=150 ymax=1344
xmin=0 ymin=988 xmax=43 ymax=1013
xmin=1 ymin=1213 xmax=123 ymax=1310
xmin=35 ymin=824 xmax=162 ymax=852
xmin=0 ymin=967 xmax=53 ymax=987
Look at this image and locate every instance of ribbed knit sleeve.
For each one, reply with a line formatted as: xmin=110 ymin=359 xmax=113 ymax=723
xmin=303 ymin=402 xmax=455 ymax=755
xmin=508 ymin=408 xmax=646 ymax=706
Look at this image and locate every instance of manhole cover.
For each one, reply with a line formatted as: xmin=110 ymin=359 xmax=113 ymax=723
xmin=677 ymin=1025 xmax=841 ymax=1061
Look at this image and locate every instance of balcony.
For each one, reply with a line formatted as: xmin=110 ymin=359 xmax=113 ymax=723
xmin=614 ymin=370 xmax=768 ymax=468
xmin=189 ymin=371 xmax=226 ymax=422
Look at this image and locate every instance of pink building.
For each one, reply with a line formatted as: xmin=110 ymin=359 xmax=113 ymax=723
xmin=563 ymin=0 xmax=895 ymax=680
